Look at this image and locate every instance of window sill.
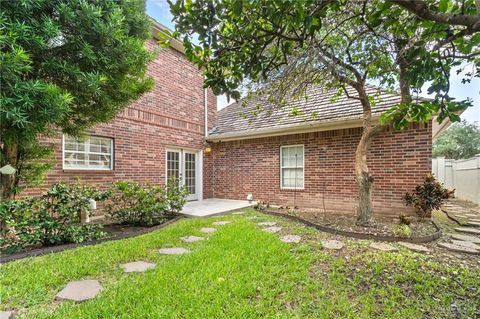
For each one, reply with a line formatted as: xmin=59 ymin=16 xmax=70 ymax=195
xmin=62 ymin=170 xmax=115 ymax=174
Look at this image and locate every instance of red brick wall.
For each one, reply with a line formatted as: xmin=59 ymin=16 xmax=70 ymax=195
xmin=205 ymin=122 xmax=432 ymax=217
xmin=22 ymin=41 xmax=216 ymax=197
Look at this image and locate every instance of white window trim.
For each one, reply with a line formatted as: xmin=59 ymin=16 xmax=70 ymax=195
xmin=280 ymin=144 xmax=305 ymax=190
xmin=62 ymin=135 xmax=114 ymax=170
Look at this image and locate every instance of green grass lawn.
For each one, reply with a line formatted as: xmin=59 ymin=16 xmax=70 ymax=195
xmin=1 ymin=209 xmax=479 ymax=318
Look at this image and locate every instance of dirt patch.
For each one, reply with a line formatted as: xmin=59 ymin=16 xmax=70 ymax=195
xmin=267 ymin=207 xmax=438 ymax=239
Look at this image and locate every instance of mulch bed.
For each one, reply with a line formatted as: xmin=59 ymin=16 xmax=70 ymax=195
xmin=263 ymin=208 xmax=441 ymax=243
xmin=1 ymin=216 xmax=183 ymax=263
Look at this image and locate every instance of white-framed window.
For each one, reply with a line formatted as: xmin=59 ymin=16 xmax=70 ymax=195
xmin=280 ymin=145 xmax=304 ymax=189
xmin=63 ymin=135 xmax=114 ymax=170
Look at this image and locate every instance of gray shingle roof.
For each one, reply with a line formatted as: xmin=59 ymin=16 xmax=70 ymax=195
xmin=209 ymin=85 xmax=405 ymax=138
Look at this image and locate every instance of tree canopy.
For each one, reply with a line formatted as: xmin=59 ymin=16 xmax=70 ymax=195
xmin=0 ymin=0 xmax=154 ymax=198
xmin=169 ymin=0 xmax=479 ymax=225
xmin=433 ymin=121 xmax=480 ymax=159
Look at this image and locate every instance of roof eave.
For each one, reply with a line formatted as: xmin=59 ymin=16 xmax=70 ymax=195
xmin=206 ymin=116 xmax=382 ymax=142
xmin=150 ymin=18 xmax=184 ymax=54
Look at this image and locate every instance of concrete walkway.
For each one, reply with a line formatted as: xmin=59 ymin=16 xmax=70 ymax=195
xmin=181 ymin=198 xmax=254 ymax=217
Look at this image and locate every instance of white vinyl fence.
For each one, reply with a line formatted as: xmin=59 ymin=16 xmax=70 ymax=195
xmin=432 ymin=155 xmax=480 ymax=205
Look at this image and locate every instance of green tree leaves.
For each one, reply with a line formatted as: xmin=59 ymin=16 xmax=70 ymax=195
xmin=0 ymin=0 xmax=153 ymax=197
xmin=433 ymin=121 xmax=480 ymax=159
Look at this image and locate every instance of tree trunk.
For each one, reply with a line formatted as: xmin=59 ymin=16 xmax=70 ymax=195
xmin=354 ymin=86 xmax=384 ymax=226
xmin=0 ymin=142 xmax=19 ymax=200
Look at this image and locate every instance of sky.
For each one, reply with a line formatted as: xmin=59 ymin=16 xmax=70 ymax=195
xmin=146 ymin=0 xmax=479 ymax=123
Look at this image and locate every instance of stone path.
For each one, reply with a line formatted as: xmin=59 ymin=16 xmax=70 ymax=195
xmin=181 ymin=235 xmax=205 ymax=242
xmin=212 ymin=221 xmax=231 ymax=226
xmin=121 ymin=261 xmax=156 ymax=273
xmin=158 ymin=247 xmax=190 ymax=255
xmin=441 ymin=201 xmax=480 ymax=254
xmin=398 ymin=242 xmax=430 ymax=253
xmin=321 ymin=240 xmax=344 ymax=250
xmin=0 ymin=311 xmax=14 ymax=319
xmin=280 ymin=235 xmax=301 ymax=243
xmin=450 ymin=233 xmax=480 ymax=243
xmin=257 ymin=221 xmax=277 ymax=227
xmin=200 ymin=227 xmax=216 ymax=234
xmin=55 ymin=280 xmax=102 ymax=303
xmin=369 ymin=242 xmax=398 ymax=252
xmin=263 ymin=226 xmax=282 ymax=233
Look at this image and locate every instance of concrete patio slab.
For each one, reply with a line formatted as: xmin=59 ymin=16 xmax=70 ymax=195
xmin=181 ymin=198 xmax=254 ymax=217
xmin=55 ymin=280 xmax=102 ymax=302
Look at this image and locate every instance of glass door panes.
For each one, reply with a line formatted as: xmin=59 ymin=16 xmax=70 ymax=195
xmin=184 ymin=152 xmax=196 ymax=195
xmin=167 ymin=151 xmax=180 ymax=184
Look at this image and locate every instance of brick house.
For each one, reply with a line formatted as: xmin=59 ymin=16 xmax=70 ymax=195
xmin=204 ymin=86 xmax=440 ymax=216
xmin=25 ymin=21 xmax=447 ymax=217
xmin=24 ymin=21 xmax=216 ymax=203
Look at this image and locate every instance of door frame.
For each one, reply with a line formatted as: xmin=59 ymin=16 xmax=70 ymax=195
xmin=165 ymin=147 xmax=203 ymax=201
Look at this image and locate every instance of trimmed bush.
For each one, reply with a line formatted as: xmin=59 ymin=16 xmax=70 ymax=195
xmin=404 ymin=173 xmax=454 ymax=219
xmin=106 ymin=179 xmax=188 ymax=226
xmin=0 ymin=183 xmax=109 ymax=253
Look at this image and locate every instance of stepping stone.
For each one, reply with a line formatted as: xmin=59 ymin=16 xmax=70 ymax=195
xmin=212 ymin=221 xmax=231 ymax=226
xmin=263 ymin=226 xmax=282 ymax=233
xmin=455 ymin=227 xmax=480 ymax=235
xmin=280 ymin=235 xmax=301 ymax=243
xmin=158 ymin=247 xmax=190 ymax=255
xmin=0 ymin=311 xmax=14 ymax=319
xmin=466 ymin=221 xmax=480 ymax=227
xmin=181 ymin=235 xmax=205 ymax=242
xmin=55 ymin=280 xmax=102 ymax=303
xmin=398 ymin=242 xmax=430 ymax=253
xmin=438 ymin=243 xmax=479 ymax=254
xmin=321 ymin=240 xmax=344 ymax=250
xmin=247 ymin=216 xmax=258 ymax=219
xmin=200 ymin=227 xmax=216 ymax=234
xmin=369 ymin=242 xmax=398 ymax=252
xmin=232 ymin=211 xmax=245 ymax=215
xmin=257 ymin=222 xmax=277 ymax=227
xmin=450 ymin=233 xmax=480 ymax=244
xmin=464 ymin=214 xmax=478 ymax=218
xmin=121 ymin=261 xmax=156 ymax=273
xmin=450 ymin=240 xmax=480 ymax=250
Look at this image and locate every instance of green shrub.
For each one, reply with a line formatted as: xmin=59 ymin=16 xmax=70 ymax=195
xmin=106 ymin=179 xmax=188 ymax=226
xmin=0 ymin=183 xmax=109 ymax=253
xmin=392 ymin=224 xmax=412 ymax=237
xmin=404 ymin=173 xmax=454 ymax=219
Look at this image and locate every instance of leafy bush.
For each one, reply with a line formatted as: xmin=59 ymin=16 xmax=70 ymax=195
xmin=398 ymin=213 xmax=412 ymax=225
xmin=392 ymin=224 xmax=412 ymax=237
xmin=107 ymin=179 xmax=188 ymax=226
xmin=0 ymin=183 xmax=109 ymax=253
xmin=404 ymin=174 xmax=455 ymax=219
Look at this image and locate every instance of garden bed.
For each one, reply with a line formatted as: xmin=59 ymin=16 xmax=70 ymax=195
xmin=1 ymin=216 xmax=182 ymax=263
xmin=263 ymin=208 xmax=442 ymax=243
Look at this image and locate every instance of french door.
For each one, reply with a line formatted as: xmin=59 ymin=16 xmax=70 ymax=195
xmin=166 ymin=148 xmax=200 ymax=201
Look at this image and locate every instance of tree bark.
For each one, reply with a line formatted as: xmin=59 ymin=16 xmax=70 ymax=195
xmin=354 ymin=85 xmax=384 ymax=226
xmin=0 ymin=142 xmax=19 ymax=200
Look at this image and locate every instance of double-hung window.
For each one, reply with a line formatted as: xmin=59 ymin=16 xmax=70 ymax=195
xmin=280 ymin=145 xmax=304 ymax=189
xmin=63 ymin=135 xmax=114 ymax=170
